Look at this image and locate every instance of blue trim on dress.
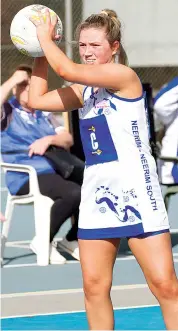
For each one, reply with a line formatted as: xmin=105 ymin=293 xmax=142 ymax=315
xmin=78 ymin=223 xmax=144 ymax=239
xmin=128 ymin=228 xmax=169 ymax=239
xmin=82 ymin=86 xmax=88 ymax=99
xmin=105 ymin=89 xmax=144 ymax=102
xmin=171 ymin=147 xmax=178 ymax=183
xmin=78 ymin=226 xmax=169 ymax=240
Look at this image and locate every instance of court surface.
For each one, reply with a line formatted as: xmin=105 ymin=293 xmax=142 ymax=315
xmin=1 ymin=174 xmax=178 ymax=330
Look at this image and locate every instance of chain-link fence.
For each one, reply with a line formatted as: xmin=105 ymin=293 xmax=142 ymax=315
xmin=135 ymin=67 xmax=178 ymax=94
xmin=2 ymin=0 xmax=178 ymax=92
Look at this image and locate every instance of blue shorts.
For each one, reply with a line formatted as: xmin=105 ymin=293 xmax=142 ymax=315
xmin=127 ymin=228 xmax=170 ymax=239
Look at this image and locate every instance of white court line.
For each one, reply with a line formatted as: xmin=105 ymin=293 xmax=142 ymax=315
xmin=2 ymin=262 xmax=38 ymax=268
xmin=2 ymin=260 xmax=80 ymax=268
xmin=2 ymin=252 xmax=178 ymax=269
xmin=5 ymin=244 xmax=30 ymax=249
xmin=1 ymin=283 xmax=149 ymax=298
xmin=2 ymin=304 xmax=159 ymax=319
xmin=1 ymin=255 xmax=137 ymax=269
xmin=6 ymin=240 xmax=31 ymax=245
xmin=5 ymin=239 xmax=63 ymax=246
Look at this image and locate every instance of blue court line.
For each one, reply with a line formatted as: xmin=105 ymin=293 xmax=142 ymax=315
xmin=1 ymin=306 xmax=166 ymax=330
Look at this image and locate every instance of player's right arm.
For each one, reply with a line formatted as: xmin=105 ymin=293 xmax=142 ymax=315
xmin=28 ymin=57 xmax=83 ymax=112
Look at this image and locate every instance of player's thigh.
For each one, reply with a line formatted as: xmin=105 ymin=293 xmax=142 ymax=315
xmin=128 ymin=232 xmax=177 ymax=287
xmin=79 ymin=238 xmax=120 ymax=288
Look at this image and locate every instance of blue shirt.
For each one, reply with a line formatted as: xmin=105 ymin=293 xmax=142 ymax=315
xmin=1 ymin=97 xmax=56 ymax=194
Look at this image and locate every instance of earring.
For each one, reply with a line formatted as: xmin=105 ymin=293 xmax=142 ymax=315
xmin=114 ymin=53 xmax=119 ymax=63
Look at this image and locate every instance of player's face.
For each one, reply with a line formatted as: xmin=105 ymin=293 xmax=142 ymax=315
xmin=79 ymin=28 xmax=115 ymax=65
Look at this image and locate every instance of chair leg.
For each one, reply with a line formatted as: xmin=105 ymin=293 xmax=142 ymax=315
xmin=33 ymin=196 xmax=54 ymax=266
xmin=164 ymin=193 xmax=170 ymax=210
xmin=1 ymin=194 xmax=14 ymax=263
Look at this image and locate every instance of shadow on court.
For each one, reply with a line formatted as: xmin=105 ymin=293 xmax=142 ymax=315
xmin=2 ymin=244 xmax=78 ymax=266
xmin=2 ymin=252 xmax=34 ymax=266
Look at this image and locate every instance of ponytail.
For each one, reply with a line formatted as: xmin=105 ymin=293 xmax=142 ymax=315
xmin=119 ymin=44 xmax=129 ymax=66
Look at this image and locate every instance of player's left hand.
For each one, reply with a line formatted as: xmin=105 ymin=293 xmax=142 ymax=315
xmin=30 ymin=9 xmax=60 ymax=42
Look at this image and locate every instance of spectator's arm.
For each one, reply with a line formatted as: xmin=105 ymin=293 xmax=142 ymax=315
xmin=0 ymin=78 xmax=15 ymax=109
xmin=45 ymin=113 xmax=64 ymax=129
xmin=0 ymin=71 xmax=30 ymax=108
xmin=28 ymin=131 xmax=73 ymax=157
xmin=50 ymin=130 xmax=73 ymax=149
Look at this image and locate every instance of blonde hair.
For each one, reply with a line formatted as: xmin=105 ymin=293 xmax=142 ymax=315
xmin=75 ymin=8 xmax=128 ymax=66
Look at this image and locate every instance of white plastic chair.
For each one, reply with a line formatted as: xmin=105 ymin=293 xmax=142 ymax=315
xmin=1 ymin=162 xmax=54 ymax=266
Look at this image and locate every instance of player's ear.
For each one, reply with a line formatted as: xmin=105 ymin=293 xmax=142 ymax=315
xmin=111 ymin=40 xmax=119 ymax=56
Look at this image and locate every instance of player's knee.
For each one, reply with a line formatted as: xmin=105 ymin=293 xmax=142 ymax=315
xmin=151 ymin=278 xmax=178 ymax=300
xmin=83 ymin=274 xmax=112 ymax=300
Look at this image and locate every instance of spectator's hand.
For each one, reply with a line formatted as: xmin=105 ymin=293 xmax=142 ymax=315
xmin=11 ymin=70 xmax=30 ymax=86
xmin=28 ymin=136 xmax=52 ymax=157
xmin=0 ymin=212 xmax=6 ymax=222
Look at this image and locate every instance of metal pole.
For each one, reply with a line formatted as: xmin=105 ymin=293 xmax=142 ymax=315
xmin=64 ymin=0 xmax=73 ymax=60
xmin=64 ymin=0 xmax=73 ymax=131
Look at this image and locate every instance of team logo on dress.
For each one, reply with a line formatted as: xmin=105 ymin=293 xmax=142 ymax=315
xmin=88 ymin=126 xmax=95 ymax=132
xmin=95 ymin=186 xmax=141 ymax=222
xmin=92 ymin=149 xmax=102 ymax=155
xmin=94 ymin=98 xmax=117 ymax=115
xmin=88 ymin=126 xmax=103 ymax=155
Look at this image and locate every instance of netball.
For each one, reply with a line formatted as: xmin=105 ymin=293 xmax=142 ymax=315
xmin=10 ymin=4 xmax=63 ymax=57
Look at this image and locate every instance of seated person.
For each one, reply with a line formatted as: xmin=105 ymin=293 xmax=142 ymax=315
xmin=154 ymin=76 xmax=178 ymax=185
xmin=1 ymin=64 xmax=82 ymax=264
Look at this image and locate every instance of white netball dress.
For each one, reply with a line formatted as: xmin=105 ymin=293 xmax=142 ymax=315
xmin=78 ymin=87 xmax=169 ymax=239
